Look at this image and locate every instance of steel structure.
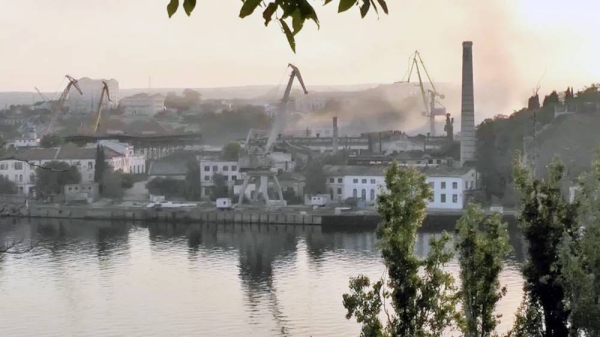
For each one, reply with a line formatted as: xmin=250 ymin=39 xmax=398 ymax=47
xmin=79 ymin=81 xmax=111 ymax=134
xmin=46 ymin=75 xmax=83 ymax=135
xmin=237 ymin=64 xmax=308 ymax=206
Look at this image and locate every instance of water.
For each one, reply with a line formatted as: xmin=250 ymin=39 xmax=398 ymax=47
xmin=0 ymin=218 xmax=525 ymax=337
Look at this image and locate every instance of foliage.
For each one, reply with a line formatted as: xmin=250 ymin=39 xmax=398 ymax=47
xmin=456 ymin=204 xmax=511 ymax=337
xmin=164 ymin=89 xmax=201 ymax=111
xmin=557 ymin=150 xmax=600 ymax=336
xmin=146 ymin=177 xmax=188 ymax=198
xmin=282 ymin=187 xmax=300 ymax=204
xmin=512 ymin=153 xmax=576 ymax=337
xmin=94 ymin=145 xmax=106 ymax=183
xmin=120 ymin=173 xmax=135 ymax=189
xmin=210 ymin=173 xmax=229 ymax=201
xmin=166 ymin=0 xmax=389 ymax=53
xmin=0 ymin=175 xmax=17 ymax=194
xmin=101 ymin=170 xmax=123 ymax=199
xmin=342 ymin=162 xmax=459 ymax=337
xmin=35 ymin=161 xmax=81 ymax=197
xmin=40 ymin=134 xmax=63 ymax=148
xmin=507 ymin=294 xmax=545 ymax=337
xmin=304 ymin=159 xmax=326 ymax=195
xmin=183 ymin=160 xmax=202 ymax=201
xmin=221 ymin=141 xmax=241 ymax=160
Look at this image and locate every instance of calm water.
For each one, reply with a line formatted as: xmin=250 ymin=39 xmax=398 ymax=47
xmin=0 ymin=218 xmax=525 ymax=337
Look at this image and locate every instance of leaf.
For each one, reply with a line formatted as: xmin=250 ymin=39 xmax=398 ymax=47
xmin=324 ymin=0 xmax=333 ymax=4
xmin=360 ymin=0 xmax=370 ymax=18
xmin=376 ymin=0 xmax=388 ymax=14
xmin=338 ymin=0 xmax=357 ymax=13
xmin=167 ymin=0 xmax=179 ymax=18
xmin=280 ymin=19 xmax=296 ymax=53
xmin=292 ymin=8 xmax=304 ymax=34
xmin=369 ymin=0 xmax=379 ymax=16
xmin=239 ymin=0 xmax=262 ymax=18
xmin=183 ymin=0 xmax=196 ymax=16
xmin=262 ymin=2 xmax=278 ymax=26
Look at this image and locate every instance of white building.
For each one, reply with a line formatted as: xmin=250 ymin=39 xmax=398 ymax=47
xmin=324 ymin=165 xmax=477 ymax=210
xmin=294 ymin=95 xmax=328 ymax=112
xmin=98 ymin=140 xmax=146 ymax=174
xmin=120 ymin=93 xmax=165 ymax=116
xmin=198 ymin=157 xmax=241 ymax=198
xmin=68 ymin=78 xmax=119 ymax=114
xmin=271 ymin=151 xmax=295 ymax=172
xmin=0 ymin=143 xmax=142 ymax=196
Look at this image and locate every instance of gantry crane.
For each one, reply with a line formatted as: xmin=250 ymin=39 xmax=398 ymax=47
xmin=398 ymin=51 xmax=446 ymax=136
xmin=237 ymin=64 xmax=308 ymax=206
xmin=46 ymin=75 xmax=83 ymax=135
xmin=79 ymin=81 xmax=111 ymax=134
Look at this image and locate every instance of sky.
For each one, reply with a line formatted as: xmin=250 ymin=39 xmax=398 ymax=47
xmin=1 ymin=0 xmax=599 ymax=115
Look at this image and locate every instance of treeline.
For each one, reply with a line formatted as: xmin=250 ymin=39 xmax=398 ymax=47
xmin=344 ymin=154 xmax=600 ymax=337
xmin=477 ymin=83 xmax=600 ymax=204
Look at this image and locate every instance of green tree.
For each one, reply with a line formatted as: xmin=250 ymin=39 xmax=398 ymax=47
xmin=342 ymin=162 xmax=459 ymax=337
xmin=211 ymin=173 xmax=229 ymax=200
xmin=35 ymin=161 xmax=81 ymax=197
xmin=183 ymin=160 xmax=202 ymax=201
xmin=304 ymin=160 xmax=326 ymax=195
xmin=512 ymin=153 xmax=576 ymax=337
xmin=0 ymin=175 xmax=17 ymax=194
xmin=101 ymin=170 xmax=123 ymax=199
xmin=40 ymin=134 xmax=63 ymax=148
xmin=557 ymin=150 xmax=600 ymax=336
xmin=221 ymin=142 xmax=241 ymax=161
xmin=456 ymin=204 xmax=511 ymax=337
xmin=94 ymin=145 xmax=106 ymax=183
xmin=166 ymin=0 xmax=389 ymax=52
xmin=146 ymin=177 xmax=187 ymax=198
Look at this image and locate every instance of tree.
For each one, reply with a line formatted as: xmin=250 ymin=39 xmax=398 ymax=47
xmin=183 ymin=160 xmax=202 ymax=201
xmin=166 ymin=0 xmax=389 ymax=53
xmin=146 ymin=177 xmax=187 ymax=198
xmin=211 ymin=173 xmax=229 ymax=200
xmin=557 ymin=150 xmax=600 ymax=336
xmin=342 ymin=162 xmax=459 ymax=337
xmin=94 ymin=145 xmax=106 ymax=183
xmin=101 ymin=170 xmax=123 ymax=199
xmin=304 ymin=160 xmax=326 ymax=195
xmin=456 ymin=204 xmax=511 ymax=337
xmin=40 ymin=134 xmax=63 ymax=148
xmin=512 ymin=153 xmax=576 ymax=337
xmin=221 ymin=141 xmax=241 ymax=161
xmin=0 ymin=175 xmax=17 ymax=194
xmin=35 ymin=161 xmax=81 ymax=197
xmin=542 ymin=91 xmax=559 ymax=108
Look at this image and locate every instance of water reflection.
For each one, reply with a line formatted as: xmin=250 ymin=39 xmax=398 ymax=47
xmin=0 ymin=218 xmax=525 ymax=337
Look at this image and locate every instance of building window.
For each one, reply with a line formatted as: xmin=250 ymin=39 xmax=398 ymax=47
xmin=452 ymin=182 xmax=458 ymax=189
xmin=232 ymin=165 xmax=237 ymax=171
xmin=0 ymin=163 xmax=7 ymax=170
xmin=19 ymin=174 xmax=22 ymax=182
xmin=204 ymin=176 xmax=210 ymax=181
xmin=337 ymin=178 xmax=343 ymax=183
xmin=223 ymin=166 xmax=229 ymax=171
xmin=370 ymin=179 xmax=375 ymax=184
xmin=30 ymin=174 xmax=35 ymax=183
xmin=329 ymin=178 xmax=335 ymax=183
xmin=436 ymin=159 xmax=442 ymax=164
xmin=441 ymin=194 xmax=446 ymax=203
xmin=370 ymin=189 xmax=375 ymax=201
xmin=361 ymin=189 xmax=366 ymax=200
xmin=441 ymin=182 xmax=446 ymax=189
xmin=452 ymin=194 xmax=458 ymax=203
xmin=416 ymin=161 xmax=421 ymax=164
xmin=465 ymin=181 xmax=468 ymax=189
xmin=362 ymin=179 xmax=367 ymax=184
xmin=204 ymin=166 xmax=210 ymax=172
xmin=337 ymin=188 xmax=342 ymax=195
xmin=14 ymin=162 xmax=23 ymax=170
xmin=429 ymin=182 xmax=434 ymax=190
xmin=353 ymin=189 xmax=357 ymax=198
xmin=88 ymin=162 xmax=93 ymax=169
xmin=353 ymin=179 xmax=358 ymax=184
xmin=428 ymin=159 xmax=433 ymax=164
xmin=212 ymin=165 xmax=218 ymax=171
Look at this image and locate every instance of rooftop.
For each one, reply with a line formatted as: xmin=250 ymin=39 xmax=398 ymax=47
xmin=323 ymin=164 xmax=474 ymax=178
xmin=148 ymin=161 xmax=188 ymax=177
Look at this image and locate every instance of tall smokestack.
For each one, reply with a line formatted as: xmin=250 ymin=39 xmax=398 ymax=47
xmin=460 ymin=41 xmax=476 ymax=166
xmin=332 ymin=117 xmax=339 ymax=155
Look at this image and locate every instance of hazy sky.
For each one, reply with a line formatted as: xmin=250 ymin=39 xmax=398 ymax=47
xmin=1 ymin=0 xmax=599 ymax=113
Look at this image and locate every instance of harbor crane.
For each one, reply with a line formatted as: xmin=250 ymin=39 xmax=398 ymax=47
xmin=79 ymin=81 xmax=111 ymax=134
xmin=46 ymin=75 xmax=83 ymax=135
xmin=398 ymin=51 xmax=446 ymax=136
xmin=237 ymin=64 xmax=308 ymax=207
xmin=35 ymin=87 xmax=49 ymax=102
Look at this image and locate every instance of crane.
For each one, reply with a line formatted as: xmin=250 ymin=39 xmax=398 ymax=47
xmin=398 ymin=51 xmax=446 ymax=136
xmin=237 ymin=64 xmax=308 ymax=206
xmin=79 ymin=81 xmax=111 ymax=134
xmin=35 ymin=87 xmax=49 ymax=102
xmin=46 ymin=75 xmax=83 ymax=135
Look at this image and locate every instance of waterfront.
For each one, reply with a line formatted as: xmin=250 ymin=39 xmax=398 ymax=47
xmin=0 ymin=218 xmax=525 ymax=337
